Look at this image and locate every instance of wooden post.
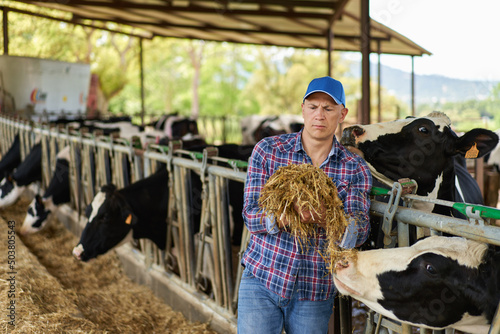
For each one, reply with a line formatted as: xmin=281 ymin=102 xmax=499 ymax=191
xmin=3 ymin=8 xmax=8 ymax=55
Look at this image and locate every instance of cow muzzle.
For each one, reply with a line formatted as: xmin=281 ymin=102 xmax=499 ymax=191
xmin=72 ymin=244 xmax=85 ymax=261
xmin=333 ymin=256 xmax=361 ymax=296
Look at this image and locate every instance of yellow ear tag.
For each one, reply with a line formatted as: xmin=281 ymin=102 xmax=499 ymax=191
xmin=125 ymin=214 xmax=132 ymax=225
xmin=465 ymin=142 xmax=479 ymax=159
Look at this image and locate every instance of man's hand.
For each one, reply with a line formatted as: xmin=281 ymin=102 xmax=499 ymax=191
xmin=296 ymin=201 xmax=327 ymax=228
xmin=277 ymin=200 xmax=327 ymax=228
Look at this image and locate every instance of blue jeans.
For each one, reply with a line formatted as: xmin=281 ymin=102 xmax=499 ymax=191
xmin=237 ymin=268 xmax=334 ymax=334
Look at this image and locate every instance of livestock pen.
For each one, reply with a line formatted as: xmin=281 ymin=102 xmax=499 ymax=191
xmin=0 ymin=115 xmax=499 ymax=334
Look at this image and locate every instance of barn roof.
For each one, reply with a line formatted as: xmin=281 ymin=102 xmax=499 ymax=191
xmin=8 ymin=0 xmax=431 ymax=56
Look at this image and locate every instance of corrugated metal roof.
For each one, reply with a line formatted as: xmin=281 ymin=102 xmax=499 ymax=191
xmin=9 ymin=0 xmax=431 ymax=56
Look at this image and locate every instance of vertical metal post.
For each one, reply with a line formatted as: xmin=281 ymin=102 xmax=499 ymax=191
xmin=3 ymin=8 xmax=8 ymax=55
xmin=488 ymin=301 xmax=500 ymax=334
xmin=411 ymin=56 xmax=415 ymax=116
xmin=361 ymin=0 xmax=371 ymax=124
xmin=377 ymin=40 xmax=382 ymax=123
xmin=139 ymin=38 xmax=145 ymax=126
xmin=339 ymin=296 xmax=352 ymax=334
xmin=401 ymin=324 xmax=412 ymax=334
xmin=327 ymin=28 xmax=333 ymax=76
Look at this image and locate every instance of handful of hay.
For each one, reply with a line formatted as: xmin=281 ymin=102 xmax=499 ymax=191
xmin=258 ymin=163 xmax=357 ymax=273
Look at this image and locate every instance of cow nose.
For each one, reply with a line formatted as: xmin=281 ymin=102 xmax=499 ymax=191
xmin=19 ymin=226 xmax=29 ymax=236
xmin=333 ymin=256 xmax=352 ymax=274
xmin=72 ymin=244 xmax=84 ymax=261
xmin=335 ymin=258 xmax=350 ymax=270
xmin=340 ymin=126 xmax=364 ymax=147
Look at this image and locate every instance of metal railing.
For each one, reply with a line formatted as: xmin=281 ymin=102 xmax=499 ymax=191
xmin=358 ymin=181 xmax=500 ymax=334
xmin=0 ymin=115 xmax=248 ymax=320
xmin=0 ymin=115 xmax=498 ymax=333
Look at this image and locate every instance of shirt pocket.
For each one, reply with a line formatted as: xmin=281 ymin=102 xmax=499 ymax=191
xmin=332 ymin=179 xmax=349 ymax=201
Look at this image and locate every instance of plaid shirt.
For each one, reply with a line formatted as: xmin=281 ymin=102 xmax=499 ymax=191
xmin=241 ymin=131 xmax=372 ymax=301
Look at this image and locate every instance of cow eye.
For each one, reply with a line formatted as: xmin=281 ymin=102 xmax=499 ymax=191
xmin=418 ymin=126 xmax=429 ymax=134
xmin=425 ymin=264 xmax=437 ymax=275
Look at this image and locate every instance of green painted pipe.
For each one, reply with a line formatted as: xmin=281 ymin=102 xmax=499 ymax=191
xmin=370 ymin=186 xmax=500 ymax=220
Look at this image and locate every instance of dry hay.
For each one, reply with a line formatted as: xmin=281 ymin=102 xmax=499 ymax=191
xmin=258 ymin=163 xmax=357 ymax=272
xmin=0 ymin=196 xmax=216 ymax=334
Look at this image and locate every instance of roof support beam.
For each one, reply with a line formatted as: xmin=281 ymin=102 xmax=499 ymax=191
xmin=2 ymin=8 xmax=8 ymax=55
xmin=166 ymin=0 xmax=339 ymax=9
xmin=74 ymin=15 xmax=393 ymax=42
xmin=377 ymin=40 xmax=382 ymax=123
xmin=327 ymin=28 xmax=333 ymax=77
xmin=411 ymin=56 xmax=415 ymax=116
xmin=3 ymin=6 xmax=152 ymax=39
xmin=360 ymin=0 xmax=370 ymax=124
xmin=139 ymin=37 xmax=145 ymax=127
xmin=20 ymin=0 xmax=335 ymax=20
xmin=326 ymin=0 xmax=350 ymax=79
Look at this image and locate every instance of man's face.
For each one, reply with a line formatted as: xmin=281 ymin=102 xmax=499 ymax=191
xmin=301 ymin=92 xmax=348 ymax=142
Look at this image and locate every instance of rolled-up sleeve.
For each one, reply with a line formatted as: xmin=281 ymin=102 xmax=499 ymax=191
xmin=340 ymin=160 xmax=372 ymax=248
xmin=242 ymin=141 xmax=271 ymax=234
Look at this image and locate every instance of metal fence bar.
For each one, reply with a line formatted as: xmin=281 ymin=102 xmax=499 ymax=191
xmin=371 ymin=201 xmax=500 ymax=246
xmin=1 ymin=116 xmax=498 ymax=329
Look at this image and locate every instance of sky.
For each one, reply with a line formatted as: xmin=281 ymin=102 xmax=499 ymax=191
xmin=365 ymin=0 xmax=500 ymax=82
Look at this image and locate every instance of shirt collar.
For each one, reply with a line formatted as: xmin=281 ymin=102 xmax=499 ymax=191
xmin=295 ymin=129 xmax=340 ymax=158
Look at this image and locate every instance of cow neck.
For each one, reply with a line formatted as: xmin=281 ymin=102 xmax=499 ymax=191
xmin=120 ymin=172 xmax=168 ymax=222
xmin=367 ymin=161 xmax=442 ymax=213
xmin=366 ymin=162 xmax=394 ymax=188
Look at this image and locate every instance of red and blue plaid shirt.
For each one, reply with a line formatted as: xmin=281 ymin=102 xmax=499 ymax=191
xmin=241 ymin=131 xmax=372 ymax=301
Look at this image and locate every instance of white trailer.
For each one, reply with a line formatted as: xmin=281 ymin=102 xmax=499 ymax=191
xmin=0 ymin=55 xmax=91 ymax=117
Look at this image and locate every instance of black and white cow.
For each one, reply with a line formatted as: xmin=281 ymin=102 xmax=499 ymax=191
xmin=72 ymin=143 xmax=253 ymax=261
xmin=83 ymin=118 xmax=169 ymax=146
xmin=341 ymin=112 xmax=498 ymax=215
xmin=73 ymin=168 xmax=169 ymax=261
xmin=148 ymin=114 xmax=201 ymax=140
xmin=0 ymin=134 xmax=22 ymax=180
xmin=187 ymin=143 xmax=254 ymax=245
xmin=241 ymin=115 xmax=303 ymax=145
xmin=485 ymin=129 xmax=500 ymax=172
xmin=20 ymin=146 xmax=71 ymax=235
xmin=333 ymin=236 xmax=499 ymax=334
xmin=0 ymin=142 xmax=42 ymax=208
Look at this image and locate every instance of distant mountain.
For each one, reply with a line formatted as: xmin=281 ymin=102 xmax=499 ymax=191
xmin=350 ymin=62 xmax=498 ymax=104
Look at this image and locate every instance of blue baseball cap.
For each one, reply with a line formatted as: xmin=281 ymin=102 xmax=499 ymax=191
xmin=303 ymin=76 xmax=346 ymax=107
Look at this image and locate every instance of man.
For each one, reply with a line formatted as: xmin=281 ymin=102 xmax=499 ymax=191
xmin=237 ymin=76 xmax=372 ymax=333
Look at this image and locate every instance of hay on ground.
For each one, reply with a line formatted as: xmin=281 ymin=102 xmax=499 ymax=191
xmin=0 ymin=196 xmax=216 ymax=334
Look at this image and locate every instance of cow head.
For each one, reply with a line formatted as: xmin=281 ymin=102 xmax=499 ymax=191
xmin=0 ymin=175 xmax=24 ymax=208
xmin=341 ymin=112 xmax=499 ymax=199
xmin=21 ymin=147 xmax=71 ymax=235
xmin=333 ymin=236 xmax=495 ymax=333
xmin=20 ymin=195 xmax=52 ymax=235
xmin=171 ymin=118 xmax=199 ymax=139
xmin=73 ymin=184 xmax=138 ymax=261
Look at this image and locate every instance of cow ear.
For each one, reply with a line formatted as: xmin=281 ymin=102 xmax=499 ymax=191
xmin=124 ymin=212 xmax=138 ymax=226
xmin=455 ymin=129 xmax=499 ymax=159
xmin=101 ymin=184 xmax=117 ymax=195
